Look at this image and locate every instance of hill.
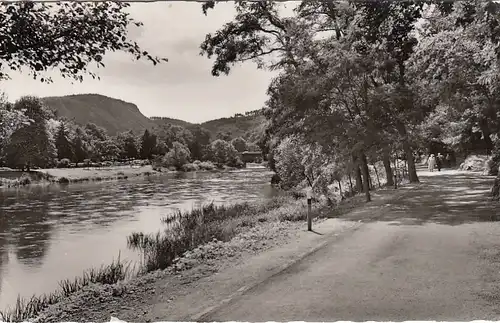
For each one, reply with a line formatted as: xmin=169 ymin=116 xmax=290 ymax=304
xmin=200 ymin=113 xmax=267 ymax=142
xmin=151 ymin=110 xmax=267 ymax=143
xmin=42 ymin=94 xmax=156 ymax=135
xmin=42 ymin=93 xmax=267 ymax=142
xmin=150 ymin=116 xmax=194 ymax=129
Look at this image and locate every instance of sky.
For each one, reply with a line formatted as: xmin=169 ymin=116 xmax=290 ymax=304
xmin=0 ymin=2 xmax=287 ymax=123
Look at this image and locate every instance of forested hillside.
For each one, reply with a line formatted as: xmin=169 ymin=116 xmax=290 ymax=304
xmin=42 ymin=94 xmax=156 ymax=136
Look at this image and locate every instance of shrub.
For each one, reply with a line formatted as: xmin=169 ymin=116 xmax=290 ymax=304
xmin=162 ymin=142 xmax=191 ymax=170
xmin=58 ymin=177 xmax=70 ymax=184
xmin=181 ymin=163 xmax=200 ymax=172
xmin=198 ymin=161 xmax=216 ymax=171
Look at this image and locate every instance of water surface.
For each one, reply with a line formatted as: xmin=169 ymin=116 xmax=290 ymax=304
xmin=0 ymin=168 xmax=277 ymax=309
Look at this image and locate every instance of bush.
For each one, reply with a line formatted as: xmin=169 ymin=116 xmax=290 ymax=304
xmin=181 ymin=163 xmax=200 ymax=172
xmin=18 ymin=174 xmax=31 ymax=186
xmin=162 ymin=142 xmax=191 ymax=170
xmin=198 ymin=161 xmax=216 ymax=171
xmin=459 ymin=154 xmax=489 ymax=172
xmin=56 ymin=158 xmax=71 ymax=168
xmin=58 ymin=177 xmax=70 ymax=184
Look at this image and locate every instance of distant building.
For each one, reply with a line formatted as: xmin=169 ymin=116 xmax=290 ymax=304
xmin=240 ymin=151 xmax=263 ymax=163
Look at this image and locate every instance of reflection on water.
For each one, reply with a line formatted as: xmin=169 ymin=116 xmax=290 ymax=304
xmin=0 ymin=168 xmax=277 ymax=309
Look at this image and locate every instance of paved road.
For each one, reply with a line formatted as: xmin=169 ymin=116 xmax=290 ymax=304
xmin=202 ymin=169 xmax=500 ymax=321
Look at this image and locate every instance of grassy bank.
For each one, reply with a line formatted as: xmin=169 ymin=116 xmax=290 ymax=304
xmin=0 ymin=165 xmax=162 ymax=188
xmin=126 ymin=196 xmax=329 ymax=273
xmin=0 ymin=256 xmax=132 ymax=322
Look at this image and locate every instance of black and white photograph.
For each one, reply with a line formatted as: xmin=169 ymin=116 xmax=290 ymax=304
xmin=0 ymin=0 xmax=500 ymax=322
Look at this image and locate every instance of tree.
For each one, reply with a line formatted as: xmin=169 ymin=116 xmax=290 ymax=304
xmin=154 ymin=124 xmax=193 ymax=149
xmin=4 ymin=96 xmax=56 ymax=170
xmin=409 ymin=1 xmax=500 ymax=157
xmin=55 ymin=122 xmax=73 ymax=160
xmin=246 ymin=142 xmax=261 ymax=152
xmin=84 ymin=123 xmax=107 ymax=142
xmin=163 ymin=141 xmax=191 ymax=170
xmin=155 ymin=141 xmax=168 ymax=156
xmin=140 ymin=129 xmax=157 ymax=160
xmin=216 ymin=131 xmax=231 ymax=141
xmin=95 ymin=139 xmax=121 ymax=162
xmin=0 ymin=1 xmax=166 ymax=83
xmin=121 ymin=130 xmax=139 ymax=160
xmin=200 ymin=1 xmax=310 ymax=76
xmin=187 ymin=125 xmax=211 ymax=161
xmin=274 ymin=135 xmax=306 ymax=190
xmin=0 ymin=96 xmax=29 ymax=157
xmin=231 ymin=137 xmax=247 ymax=152
xmin=210 ymin=139 xmax=240 ymax=167
xmin=201 ymin=1 xmax=428 ymax=189
xmin=72 ymin=127 xmax=90 ymax=165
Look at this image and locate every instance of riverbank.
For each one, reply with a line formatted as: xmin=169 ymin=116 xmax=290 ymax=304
xmin=0 ymin=166 xmax=163 ymax=188
xmin=1 ymin=180 xmax=414 ymax=323
xmin=0 ymin=163 xmax=265 ymax=188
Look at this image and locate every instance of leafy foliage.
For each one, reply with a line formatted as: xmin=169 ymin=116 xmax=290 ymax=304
xmin=0 ymin=2 xmax=166 ymax=83
xmin=209 ymin=139 xmax=242 ymax=167
xmin=55 ymin=122 xmax=73 ymax=160
xmin=231 ymin=137 xmax=247 ymax=152
xmin=3 ymin=96 xmax=56 ymax=170
xmin=162 ymin=141 xmax=191 ymax=170
xmin=140 ymin=129 xmax=157 ymax=160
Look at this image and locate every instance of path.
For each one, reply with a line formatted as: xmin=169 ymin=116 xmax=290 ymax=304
xmin=198 ymin=168 xmax=500 ymax=321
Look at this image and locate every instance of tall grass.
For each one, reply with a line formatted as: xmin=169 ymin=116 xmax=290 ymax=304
xmin=127 ymin=196 xmax=327 ymax=273
xmin=0 ymin=255 xmax=131 ymax=322
xmin=128 ymin=202 xmax=269 ymax=272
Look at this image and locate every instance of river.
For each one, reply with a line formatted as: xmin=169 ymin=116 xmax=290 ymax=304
xmin=0 ymin=167 xmax=277 ymax=310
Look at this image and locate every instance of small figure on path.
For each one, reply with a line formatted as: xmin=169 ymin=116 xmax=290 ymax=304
xmin=436 ymin=153 xmax=443 ymax=171
xmin=446 ymin=153 xmax=451 ymax=168
xmin=428 ymin=154 xmax=436 ymax=172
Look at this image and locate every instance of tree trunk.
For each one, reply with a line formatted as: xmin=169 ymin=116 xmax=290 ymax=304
xmin=352 ymin=155 xmax=363 ymax=192
xmin=403 ymin=140 xmax=419 ymax=183
xmin=396 ymin=122 xmax=419 ymax=183
xmin=359 ymin=152 xmax=371 ymax=202
xmin=492 ymin=176 xmax=500 ymax=201
xmin=382 ymin=149 xmax=394 ymax=187
xmin=373 ymin=164 xmax=382 ymax=188
xmin=360 ymin=153 xmax=372 ymax=192
xmin=348 ymin=173 xmax=353 ymax=193
xmin=338 ymin=179 xmax=343 ymax=198
xmin=480 ymin=119 xmax=494 ymax=155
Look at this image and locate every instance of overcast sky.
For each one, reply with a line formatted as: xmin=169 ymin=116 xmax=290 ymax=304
xmin=1 ymin=2 xmax=286 ymax=123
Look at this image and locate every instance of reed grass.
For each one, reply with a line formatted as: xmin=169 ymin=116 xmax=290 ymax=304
xmin=127 ymin=196 xmax=327 ymax=273
xmin=0 ymin=255 xmax=131 ymax=322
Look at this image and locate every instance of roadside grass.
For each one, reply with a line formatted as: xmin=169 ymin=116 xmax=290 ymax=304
xmin=0 ymin=255 xmax=132 ymax=322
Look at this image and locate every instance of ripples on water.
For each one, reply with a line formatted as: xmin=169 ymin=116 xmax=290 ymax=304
xmin=0 ymin=168 xmax=277 ymax=309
